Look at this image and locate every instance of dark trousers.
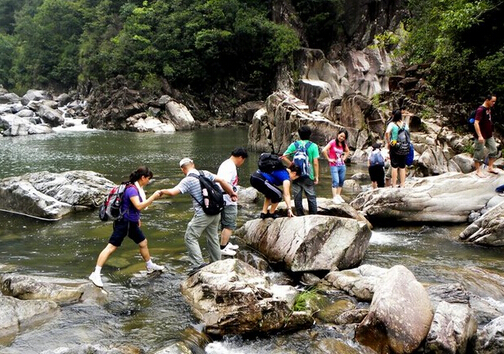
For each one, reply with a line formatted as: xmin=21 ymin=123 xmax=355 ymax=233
xmin=292 ymin=176 xmax=317 ymax=215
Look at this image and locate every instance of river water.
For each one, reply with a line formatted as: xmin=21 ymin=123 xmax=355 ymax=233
xmin=1 ymin=127 xmax=503 ymax=353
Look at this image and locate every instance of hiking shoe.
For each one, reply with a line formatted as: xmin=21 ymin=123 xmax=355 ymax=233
xmin=268 ymin=212 xmax=279 ymax=219
xmin=147 ymin=263 xmax=165 ymax=273
xmin=227 ymin=242 xmax=239 ymax=250
xmin=187 ymin=263 xmax=208 ymax=276
xmin=89 ymin=272 xmax=103 ymax=288
xmin=221 ymin=244 xmax=237 ymax=257
xmin=260 ymin=212 xmax=268 ymax=219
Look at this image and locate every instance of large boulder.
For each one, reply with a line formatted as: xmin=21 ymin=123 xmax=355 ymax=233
xmin=355 ymin=265 xmax=433 ymax=354
xmin=351 ymin=172 xmax=504 ymax=224
xmin=0 ymin=170 xmax=114 ymax=220
xmin=459 ymin=200 xmax=504 ymax=246
xmin=238 ymin=215 xmax=371 ymax=272
xmin=180 ymin=259 xmax=313 ymax=336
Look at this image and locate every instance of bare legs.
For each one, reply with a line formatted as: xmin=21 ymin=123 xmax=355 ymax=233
xmin=391 ymin=167 xmax=406 ymax=188
xmin=96 ymin=239 xmax=151 ymax=268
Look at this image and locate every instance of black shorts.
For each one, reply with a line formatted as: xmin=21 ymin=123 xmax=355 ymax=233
xmin=250 ymin=172 xmax=283 ymax=203
xmin=368 ymin=165 xmax=385 ymax=187
xmin=108 ymin=218 xmax=146 ymax=247
xmin=390 ymin=149 xmax=407 ymax=169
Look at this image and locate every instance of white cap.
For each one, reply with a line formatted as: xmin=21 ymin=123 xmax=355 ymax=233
xmin=179 ymin=158 xmax=193 ymax=167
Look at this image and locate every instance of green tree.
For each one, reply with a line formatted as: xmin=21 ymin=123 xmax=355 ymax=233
xmin=0 ymin=33 xmax=14 ymax=87
xmin=12 ymin=0 xmax=85 ymax=90
xmin=404 ymin=0 xmax=504 ymax=105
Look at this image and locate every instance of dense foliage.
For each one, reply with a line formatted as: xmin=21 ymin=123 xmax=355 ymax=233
xmin=0 ymin=0 xmax=503 ymax=111
xmin=0 ymin=0 xmax=300 ymax=99
xmin=404 ymin=0 xmax=504 ymax=108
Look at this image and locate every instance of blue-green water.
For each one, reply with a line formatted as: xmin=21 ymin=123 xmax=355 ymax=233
xmin=0 ymin=127 xmax=503 ymax=353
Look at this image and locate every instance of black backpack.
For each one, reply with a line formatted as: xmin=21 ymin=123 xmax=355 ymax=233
xmin=394 ymin=126 xmax=411 ymax=156
xmin=99 ymin=182 xmax=135 ymax=221
xmin=258 ymin=153 xmax=284 ymax=173
xmin=188 ymin=171 xmax=225 ymax=216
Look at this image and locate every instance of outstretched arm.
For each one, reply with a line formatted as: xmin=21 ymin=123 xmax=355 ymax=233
xmin=158 ymin=187 xmax=181 ymax=197
xmin=129 ymin=191 xmax=161 ymax=211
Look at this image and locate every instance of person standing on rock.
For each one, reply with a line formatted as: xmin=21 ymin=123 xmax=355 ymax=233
xmin=89 ymin=166 xmax=164 ymax=288
xmin=368 ymin=142 xmax=386 ymax=189
xmin=322 ymin=129 xmax=350 ymax=203
xmin=385 ymin=109 xmax=409 ymax=188
xmin=473 ymin=94 xmax=498 ymax=177
xmin=216 ymin=147 xmax=248 ymax=257
xmin=281 ymin=125 xmax=320 ymax=215
xmin=157 ymin=158 xmax=238 ymax=275
xmin=250 ymin=164 xmax=300 ymax=219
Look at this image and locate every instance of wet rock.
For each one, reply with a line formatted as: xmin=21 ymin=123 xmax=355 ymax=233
xmin=0 ymin=293 xmax=59 ymax=342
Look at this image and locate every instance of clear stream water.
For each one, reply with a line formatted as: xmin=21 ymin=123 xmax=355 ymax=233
xmin=0 ymin=127 xmax=503 ymax=353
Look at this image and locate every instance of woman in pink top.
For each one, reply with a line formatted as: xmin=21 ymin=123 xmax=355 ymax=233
xmin=322 ymin=129 xmax=350 ymax=204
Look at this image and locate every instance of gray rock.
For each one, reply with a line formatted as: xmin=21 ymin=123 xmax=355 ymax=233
xmin=239 ymin=215 xmax=371 ymax=272
xmin=351 ymin=172 xmax=504 ymax=224
xmin=0 ymin=170 xmax=114 ymax=220
xmin=180 ymin=258 xmax=312 ymax=336
xmin=425 ymin=301 xmax=477 ymax=354
xmin=355 ymin=265 xmax=433 ymax=353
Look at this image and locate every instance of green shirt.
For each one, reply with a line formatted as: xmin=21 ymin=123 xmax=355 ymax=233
xmin=283 ymin=140 xmax=319 ymax=180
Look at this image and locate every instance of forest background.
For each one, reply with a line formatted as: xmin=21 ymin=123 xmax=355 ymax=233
xmin=0 ymin=0 xmax=503 ymax=118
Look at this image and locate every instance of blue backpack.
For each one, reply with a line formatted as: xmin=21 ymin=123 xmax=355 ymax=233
xmin=369 ymin=150 xmax=384 ymax=166
xmin=293 ymin=141 xmax=312 ymax=177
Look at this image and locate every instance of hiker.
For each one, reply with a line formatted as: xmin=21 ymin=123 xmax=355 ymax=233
xmin=385 ymin=109 xmax=410 ymax=188
xmin=217 ymin=147 xmax=248 ymax=256
xmin=158 ymin=158 xmax=237 ymax=275
xmin=89 ymin=166 xmax=164 ymax=288
xmin=322 ymin=129 xmax=350 ymax=203
xmin=473 ymin=94 xmax=498 ymax=177
xmin=281 ymin=125 xmax=320 ymax=215
xmin=368 ymin=142 xmax=386 ymax=189
xmin=250 ymin=163 xmax=300 ymax=219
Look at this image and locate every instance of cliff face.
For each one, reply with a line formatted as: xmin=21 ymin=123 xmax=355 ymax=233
xmin=341 ymin=0 xmax=406 ymax=50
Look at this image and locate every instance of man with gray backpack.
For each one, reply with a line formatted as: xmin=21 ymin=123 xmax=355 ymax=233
xmin=281 ymin=125 xmax=320 ymax=215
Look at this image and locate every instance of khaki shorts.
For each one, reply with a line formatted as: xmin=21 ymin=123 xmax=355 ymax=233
xmin=220 ymin=204 xmax=237 ymax=230
xmin=474 ymin=136 xmax=498 ymax=163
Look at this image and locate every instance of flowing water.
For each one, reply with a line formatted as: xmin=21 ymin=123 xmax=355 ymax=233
xmin=0 ymin=127 xmax=503 ymax=353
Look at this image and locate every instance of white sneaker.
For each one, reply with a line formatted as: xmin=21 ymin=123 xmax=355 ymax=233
xmin=89 ymin=272 xmax=103 ymax=288
xmin=221 ymin=244 xmax=237 ymax=256
xmin=333 ymin=197 xmax=341 ymax=204
xmin=147 ymin=263 xmax=165 ymax=273
xmin=338 ymin=195 xmax=345 ymax=203
xmin=227 ymin=242 xmax=239 ymax=250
